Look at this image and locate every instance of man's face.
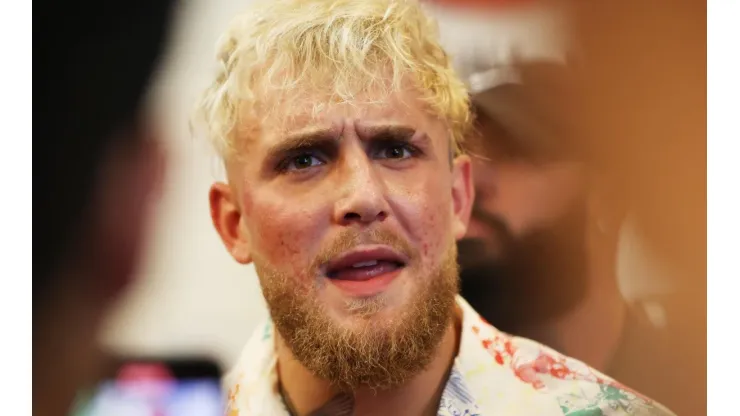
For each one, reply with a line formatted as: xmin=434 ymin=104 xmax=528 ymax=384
xmin=458 ymin=112 xmax=589 ymax=330
xmin=464 ymin=149 xmax=584 ymax=261
xmin=210 ymin=85 xmax=473 ymax=389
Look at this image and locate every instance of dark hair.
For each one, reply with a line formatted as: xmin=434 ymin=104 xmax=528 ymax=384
xmin=470 ymin=62 xmax=587 ymax=164
xmin=34 ymin=1 xmax=176 ymax=302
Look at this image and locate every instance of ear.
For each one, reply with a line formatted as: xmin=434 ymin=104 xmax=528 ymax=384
xmin=209 ymin=182 xmax=252 ymax=264
xmin=450 ymin=155 xmax=475 ymax=240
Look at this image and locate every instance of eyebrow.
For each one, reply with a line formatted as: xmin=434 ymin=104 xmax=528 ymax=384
xmin=360 ymin=124 xmax=439 ymax=161
xmin=262 ymin=123 xmax=432 ymax=172
xmin=264 ymin=127 xmax=340 ymax=161
xmin=355 ymin=124 xmax=417 ymax=142
xmin=363 ymin=124 xmax=455 ymax=166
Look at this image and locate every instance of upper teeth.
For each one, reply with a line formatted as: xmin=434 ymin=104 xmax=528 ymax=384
xmin=352 ymin=260 xmax=378 ymax=268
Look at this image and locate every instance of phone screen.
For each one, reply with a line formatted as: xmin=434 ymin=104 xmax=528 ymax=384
xmin=69 ymin=357 xmax=224 ymax=416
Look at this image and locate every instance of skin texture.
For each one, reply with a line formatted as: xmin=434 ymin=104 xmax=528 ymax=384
xmin=210 ymin=85 xmax=474 ymax=414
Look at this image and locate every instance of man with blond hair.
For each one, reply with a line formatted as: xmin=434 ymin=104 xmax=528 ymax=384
xmin=193 ymin=0 xmax=674 ymax=414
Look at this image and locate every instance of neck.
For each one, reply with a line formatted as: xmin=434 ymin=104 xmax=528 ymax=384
xmin=277 ymin=309 xmax=461 ymax=416
xmin=553 ymin=266 xmax=626 ymax=371
xmin=526 ymin=247 xmax=626 ymax=371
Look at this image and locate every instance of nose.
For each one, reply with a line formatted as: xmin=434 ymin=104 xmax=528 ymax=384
xmin=333 ymin=149 xmax=389 ymax=226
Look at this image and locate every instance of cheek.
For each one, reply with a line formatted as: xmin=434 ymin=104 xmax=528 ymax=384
xmin=243 ymin=192 xmax=325 ymax=275
xmin=487 ymin=167 xmax=578 ymax=234
xmin=388 ymin=174 xmax=453 ymax=263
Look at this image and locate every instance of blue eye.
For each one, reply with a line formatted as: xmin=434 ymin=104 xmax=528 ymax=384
xmin=285 ymin=154 xmax=324 ymax=171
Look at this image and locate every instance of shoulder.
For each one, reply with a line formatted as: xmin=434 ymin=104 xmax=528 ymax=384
xmin=223 ymin=319 xmax=275 ymax=387
xmin=490 ymin=325 xmax=673 ymax=415
xmin=456 ymin=297 xmax=676 ymax=415
xmin=223 ymin=320 xmax=283 ymax=415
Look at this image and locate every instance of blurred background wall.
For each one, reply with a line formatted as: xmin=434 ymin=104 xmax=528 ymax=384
xmin=100 ymin=0 xmax=670 ymax=371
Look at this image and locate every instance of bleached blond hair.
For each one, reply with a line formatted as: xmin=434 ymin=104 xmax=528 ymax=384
xmin=193 ymin=0 xmax=471 ymax=161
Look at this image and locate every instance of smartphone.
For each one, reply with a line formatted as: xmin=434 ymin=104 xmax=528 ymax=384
xmin=69 ymin=356 xmax=224 ymax=416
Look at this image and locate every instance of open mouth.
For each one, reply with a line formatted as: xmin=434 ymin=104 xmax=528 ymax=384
xmin=324 ymin=246 xmax=407 ymax=283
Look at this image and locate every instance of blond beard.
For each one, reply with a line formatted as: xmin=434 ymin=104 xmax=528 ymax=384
xmin=255 ymin=234 xmax=459 ymax=391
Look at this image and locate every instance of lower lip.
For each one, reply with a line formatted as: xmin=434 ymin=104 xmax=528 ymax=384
xmin=327 ymin=268 xmax=403 ymax=297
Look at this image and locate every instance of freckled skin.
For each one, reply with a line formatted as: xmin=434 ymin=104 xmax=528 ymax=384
xmin=214 ymin=88 xmax=473 ymax=326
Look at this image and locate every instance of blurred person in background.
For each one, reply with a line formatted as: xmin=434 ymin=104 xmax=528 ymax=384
xmin=459 ymin=66 xmax=691 ymax=414
xmin=459 ymin=71 xmax=628 ymax=369
xmin=431 ymin=0 xmax=705 ymax=414
xmin=34 ymin=1 xmax=175 ymax=414
xmin=195 ymin=0 xmax=674 ymax=414
xmin=427 ymin=0 xmax=608 ymax=350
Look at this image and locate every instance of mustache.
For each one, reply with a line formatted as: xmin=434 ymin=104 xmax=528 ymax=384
xmin=311 ymin=228 xmax=416 ymax=271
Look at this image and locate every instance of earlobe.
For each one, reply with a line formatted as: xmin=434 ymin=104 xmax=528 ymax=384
xmin=209 ymin=182 xmax=253 ymax=264
xmin=451 ymin=155 xmax=475 ymax=240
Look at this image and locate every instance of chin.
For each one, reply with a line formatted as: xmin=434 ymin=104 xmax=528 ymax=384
xmin=325 ymin=284 xmax=413 ymax=324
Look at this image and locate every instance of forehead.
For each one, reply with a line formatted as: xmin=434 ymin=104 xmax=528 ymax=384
xmin=243 ymin=85 xmax=448 ymax=151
